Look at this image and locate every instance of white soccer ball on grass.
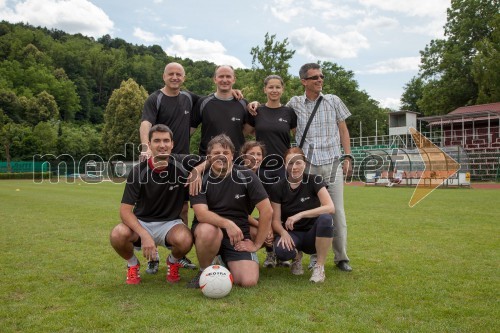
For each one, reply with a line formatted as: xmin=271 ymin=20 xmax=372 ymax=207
xmin=199 ymin=265 xmax=233 ymax=299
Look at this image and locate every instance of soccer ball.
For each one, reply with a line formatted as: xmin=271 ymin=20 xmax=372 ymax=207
xmin=199 ymin=265 xmax=233 ymax=299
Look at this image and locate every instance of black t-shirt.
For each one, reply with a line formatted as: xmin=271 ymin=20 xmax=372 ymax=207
xmin=248 ymin=105 xmax=297 ymax=168
xmin=190 ymin=166 xmax=268 ymax=238
xmin=190 ymin=94 xmax=248 ymax=156
xmin=142 ymin=90 xmax=199 ymax=154
xmin=269 ymin=173 xmax=327 ymax=231
xmin=121 ymin=154 xmax=203 ymax=222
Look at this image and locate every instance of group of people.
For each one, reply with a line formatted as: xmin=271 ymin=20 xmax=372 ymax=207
xmin=110 ymin=61 xmax=354 ymax=287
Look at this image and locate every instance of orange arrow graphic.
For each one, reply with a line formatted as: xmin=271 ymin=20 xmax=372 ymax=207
xmin=408 ymin=127 xmax=461 ymax=207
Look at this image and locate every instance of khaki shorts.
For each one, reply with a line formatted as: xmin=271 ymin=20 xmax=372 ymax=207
xmin=133 ymin=219 xmax=184 ymax=249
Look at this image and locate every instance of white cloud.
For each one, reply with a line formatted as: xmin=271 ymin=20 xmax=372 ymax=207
xmin=361 ymin=57 xmax=420 ymax=74
xmin=268 ymin=0 xmax=303 ymax=22
xmin=165 ymin=35 xmax=246 ymax=69
xmin=356 ymin=16 xmax=399 ymax=31
xmin=311 ymin=0 xmax=360 ymax=20
xmin=358 ymin=0 xmax=449 ymax=37
xmin=269 ymin=0 xmax=360 ymax=22
xmin=358 ymin=0 xmax=450 ymax=18
xmin=133 ymin=27 xmax=162 ymax=43
xmin=0 ymin=0 xmax=113 ymax=37
xmin=289 ymin=27 xmax=369 ymax=60
xmin=378 ymin=97 xmax=401 ymax=110
xmin=404 ymin=19 xmax=447 ymax=38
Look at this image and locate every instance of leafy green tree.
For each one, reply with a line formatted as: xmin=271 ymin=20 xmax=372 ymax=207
xmin=401 ymin=77 xmax=424 ymax=114
xmin=472 ymin=14 xmax=500 ymax=104
xmin=32 ymin=121 xmax=58 ymax=155
xmin=57 ymin=122 xmax=102 ymax=159
xmin=250 ymin=33 xmax=295 ymax=102
xmin=181 ymin=59 xmax=217 ymax=96
xmin=0 ymin=88 xmax=22 ymax=122
xmin=320 ymin=61 xmax=387 ymax=137
xmin=20 ymin=91 xmax=59 ymax=125
xmin=0 ymin=58 xmax=80 ymax=121
xmin=101 ymin=78 xmax=147 ymax=159
xmin=415 ymin=0 xmax=499 ymax=115
xmin=0 ymin=111 xmax=30 ymax=170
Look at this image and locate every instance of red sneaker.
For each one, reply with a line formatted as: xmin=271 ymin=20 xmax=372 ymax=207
xmin=166 ymin=261 xmax=182 ymax=283
xmin=126 ymin=264 xmax=141 ymax=285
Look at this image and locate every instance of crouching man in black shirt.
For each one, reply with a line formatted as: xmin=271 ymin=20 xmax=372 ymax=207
xmin=110 ymin=124 xmax=203 ymax=285
xmin=187 ymin=134 xmax=273 ymax=288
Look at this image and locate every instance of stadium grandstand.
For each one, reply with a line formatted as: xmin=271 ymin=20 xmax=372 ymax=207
xmin=351 ymin=102 xmax=500 ymax=184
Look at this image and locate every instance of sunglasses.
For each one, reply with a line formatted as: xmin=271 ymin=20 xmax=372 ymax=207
xmin=304 ymin=74 xmax=325 ymax=80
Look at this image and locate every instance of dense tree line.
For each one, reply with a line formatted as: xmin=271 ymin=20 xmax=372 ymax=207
xmin=0 ymin=21 xmax=388 ymax=170
xmin=401 ymin=0 xmax=500 ymax=116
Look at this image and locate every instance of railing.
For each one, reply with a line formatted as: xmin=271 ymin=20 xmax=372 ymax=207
xmin=351 ymin=127 xmax=500 ymax=150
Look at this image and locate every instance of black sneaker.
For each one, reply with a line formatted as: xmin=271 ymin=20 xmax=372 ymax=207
xmin=146 ymin=260 xmax=159 ymax=274
xmin=178 ymin=256 xmax=197 ymax=270
xmin=186 ymin=270 xmax=202 ymax=289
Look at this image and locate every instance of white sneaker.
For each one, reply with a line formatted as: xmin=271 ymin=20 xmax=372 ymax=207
xmin=308 ymin=254 xmax=317 ymax=270
xmin=309 ymin=264 xmax=325 ymax=283
xmin=290 ymin=251 xmax=304 ymax=275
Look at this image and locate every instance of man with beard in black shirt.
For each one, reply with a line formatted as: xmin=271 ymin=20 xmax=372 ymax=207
xmin=187 ymin=134 xmax=272 ymax=288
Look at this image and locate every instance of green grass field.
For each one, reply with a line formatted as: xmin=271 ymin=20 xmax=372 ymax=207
xmin=0 ymin=180 xmax=498 ymax=332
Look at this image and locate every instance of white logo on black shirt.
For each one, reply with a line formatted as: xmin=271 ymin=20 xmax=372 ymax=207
xmin=235 ymin=194 xmax=246 ymax=199
xmin=231 ymin=117 xmax=241 ymax=121
xmin=184 ymin=110 xmax=190 ymax=114
xmin=169 ymin=185 xmax=180 ymax=190
xmin=300 ymin=197 xmax=310 ymax=202
xmin=278 ymin=118 xmax=288 ymax=123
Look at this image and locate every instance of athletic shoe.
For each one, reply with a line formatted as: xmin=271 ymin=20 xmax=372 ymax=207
xmin=126 ymin=263 xmax=141 ymax=285
xmin=308 ymin=254 xmax=318 ymax=270
xmin=263 ymin=251 xmax=276 ymax=268
xmin=310 ymin=264 xmax=325 ymax=283
xmin=186 ymin=270 xmax=202 ymax=289
xmin=166 ymin=261 xmax=182 ymax=283
xmin=277 ymin=259 xmax=291 ymax=268
xmin=146 ymin=260 xmax=159 ymax=274
xmin=336 ymin=260 xmax=353 ymax=272
xmin=178 ymin=256 xmax=197 ymax=270
xmin=291 ymin=251 xmax=304 ymax=275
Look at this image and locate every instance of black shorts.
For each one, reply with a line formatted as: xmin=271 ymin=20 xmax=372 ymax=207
xmin=191 ymin=221 xmax=258 ymax=264
xmin=218 ymin=237 xmax=259 ymax=264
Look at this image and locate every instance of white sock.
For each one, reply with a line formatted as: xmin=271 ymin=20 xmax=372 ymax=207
xmin=127 ymin=255 xmax=138 ymax=267
xmin=168 ymin=254 xmax=179 ymax=264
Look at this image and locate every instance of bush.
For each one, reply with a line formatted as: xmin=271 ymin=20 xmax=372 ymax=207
xmin=0 ymin=172 xmax=52 ymax=179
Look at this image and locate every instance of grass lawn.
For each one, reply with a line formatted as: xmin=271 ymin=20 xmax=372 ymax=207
xmin=0 ymin=180 xmax=498 ymax=332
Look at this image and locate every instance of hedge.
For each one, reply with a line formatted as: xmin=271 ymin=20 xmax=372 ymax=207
xmin=0 ymin=172 xmax=53 ymax=180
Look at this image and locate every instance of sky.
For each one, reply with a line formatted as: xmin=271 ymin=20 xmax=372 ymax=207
xmin=0 ymin=0 xmax=452 ymax=110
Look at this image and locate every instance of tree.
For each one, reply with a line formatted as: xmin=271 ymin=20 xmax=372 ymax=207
xmin=101 ymin=78 xmax=147 ymax=159
xmin=401 ymin=77 xmax=424 ymax=114
xmin=182 ymin=59 xmax=217 ymax=96
xmin=414 ymin=0 xmax=499 ymax=115
xmin=0 ymin=110 xmax=29 ymax=171
xmin=472 ymin=14 xmax=500 ymax=104
xmin=320 ymin=61 xmax=387 ymax=137
xmin=20 ymin=91 xmax=59 ymax=125
xmin=57 ymin=122 xmax=102 ymax=159
xmin=32 ymin=121 xmax=58 ymax=155
xmin=250 ymin=33 xmax=295 ymax=102
xmin=0 ymin=88 xmax=22 ymax=122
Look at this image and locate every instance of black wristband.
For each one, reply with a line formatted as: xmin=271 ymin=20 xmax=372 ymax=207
xmin=341 ymin=154 xmax=354 ymax=161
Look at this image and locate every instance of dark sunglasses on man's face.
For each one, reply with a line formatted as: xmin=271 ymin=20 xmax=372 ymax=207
xmin=304 ymin=74 xmax=325 ymax=80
